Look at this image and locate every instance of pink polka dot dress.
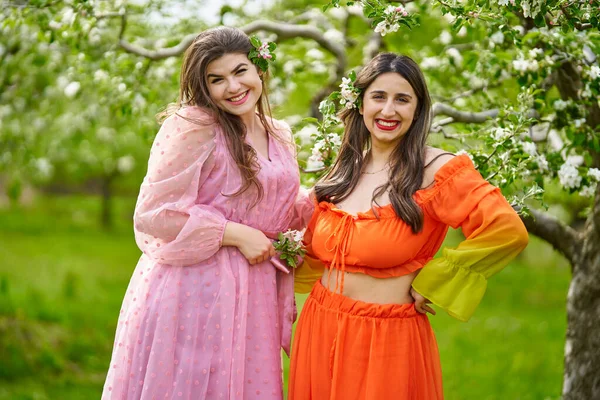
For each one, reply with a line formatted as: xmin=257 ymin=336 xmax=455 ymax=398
xmin=102 ymin=106 xmax=314 ymax=400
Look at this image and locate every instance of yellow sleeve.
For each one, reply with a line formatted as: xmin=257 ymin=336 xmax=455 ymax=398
xmin=412 ymin=158 xmax=529 ymax=321
xmin=294 ymin=197 xmax=324 ymax=294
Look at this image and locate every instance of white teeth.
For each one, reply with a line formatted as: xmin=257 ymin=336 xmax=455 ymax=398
xmin=377 ymin=120 xmax=399 ymax=127
xmin=229 ymin=92 xmax=247 ymax=102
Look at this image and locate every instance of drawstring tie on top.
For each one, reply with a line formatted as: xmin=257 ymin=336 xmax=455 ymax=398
xmin=323 ymin=212 xmax=355 ymax=378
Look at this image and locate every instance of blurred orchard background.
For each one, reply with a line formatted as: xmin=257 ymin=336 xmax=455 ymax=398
xmin=1 ymin=0 xmax=600 ymax=399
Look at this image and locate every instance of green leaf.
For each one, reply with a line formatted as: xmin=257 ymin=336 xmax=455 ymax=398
xmin=250 ymin=36 xmax=262 ymax=48
xmin=348 ymin=70 xmax=356 ymax=81
xmin=363 ymin=2 xmax=376 ymax=18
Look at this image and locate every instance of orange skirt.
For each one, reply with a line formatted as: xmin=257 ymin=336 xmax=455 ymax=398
xmin=289 ymin=281 xmax=443 ymax=400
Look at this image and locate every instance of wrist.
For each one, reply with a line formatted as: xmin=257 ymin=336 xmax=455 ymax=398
xmin=222 ymin=222 xmax=244 ymax=247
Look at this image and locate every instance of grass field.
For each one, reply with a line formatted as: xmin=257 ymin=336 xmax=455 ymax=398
xmin=0 ymin=194 xmax=569 ymax=399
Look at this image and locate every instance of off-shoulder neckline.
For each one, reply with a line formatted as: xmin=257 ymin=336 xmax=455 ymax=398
xmin=318 ymin=154 xmax=474 ymax=219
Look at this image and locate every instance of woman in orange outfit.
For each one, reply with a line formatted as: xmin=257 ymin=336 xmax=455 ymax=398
xmin=288 ymin=53 xmax=529 ymax=400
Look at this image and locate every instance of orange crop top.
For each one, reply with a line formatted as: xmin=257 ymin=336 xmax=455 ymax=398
xmin=299 ymin=155 xmax=529 ymax=321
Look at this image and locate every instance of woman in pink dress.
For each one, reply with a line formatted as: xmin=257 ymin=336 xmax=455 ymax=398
xmin=102 ymin=26 xmax=313 ymax=400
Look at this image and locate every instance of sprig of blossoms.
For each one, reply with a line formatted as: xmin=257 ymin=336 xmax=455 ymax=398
xmin=248 ymin=36 xmax=277 ymax=72
xmin=302 ymin=93 xmax=345 ymax=173
xmin=273 ymin=230 xmax=306 ymax=268
xmin=558 ymin=160 xmax=582 ymax=190
xmin=338 ymin=70 xmax=361 ymax=110
xmin=373 ymin=5 xmax=409 ymax=36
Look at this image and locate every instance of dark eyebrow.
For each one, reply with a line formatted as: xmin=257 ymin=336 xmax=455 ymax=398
xmin=369 ymin=90 xmax=413 ymax=98
xmin=207 ymin=63 xmax=248 ymax=79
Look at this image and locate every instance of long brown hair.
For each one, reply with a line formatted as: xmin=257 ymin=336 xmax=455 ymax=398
xmin=158 ymin=26 xmax=274 ymax=200
xmin=315 ymin=53 xmax=432 ymax=233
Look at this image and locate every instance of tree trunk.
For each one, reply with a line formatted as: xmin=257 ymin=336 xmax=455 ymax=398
xmin=101 ymin=175 xmax=113 ymax=230
xmin=563 ymin=245 xmax=600 ymax=399
xmin=562 ymin=186 xmax=600 ymax=399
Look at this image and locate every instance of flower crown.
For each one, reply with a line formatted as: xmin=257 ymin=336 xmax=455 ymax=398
xmin=338 ymin=70 xmax=361 ymax=110
xmin=248 ymin=36 xmax=277 ymax=72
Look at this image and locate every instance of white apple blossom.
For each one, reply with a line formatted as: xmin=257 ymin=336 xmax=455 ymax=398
xmin=553 ymin=99 xmax=568 ymax=111
xmin=446 ymin=48 xmax=463 ymax=66
xmin=118 ymin=83 xmax=127 ymax=93
xmin=521 ymin=0 xmax=542 ymax=18
xmin=284 ymin=115 xmax=303 ymax=126
xmin=421 ymin=57 xmax=440 ymax=70
xmin=328 ymin=133 xmax=342 ymax=147
xmin=528 ymin=48 xmax=544 ymax=58
xmin=133 ymin=93 xmax=147 ymax=110
xmin=522 ymin=141 xmax=537 ymax=155
xmin=296 ymin=125 xmax=318 ymax=146
xmin=270 ymin=90 xmax=285 ymax=105
xmin=327 ymin=6 xmax=347 ymax=20
xmin=439 ymin=30 xmax=452 ymax=45
xmin=513 ymin=57 xmax=539 ymax=73
xmin=61 ymin=7 xmax=75 ymax=25
xmin=117 ymin=155 xmax=135 ymax=174
xmin=588 ymin=65 xmax=600 ymax=80
xmin=283 ymin=60 xmax=301 ymax=75
xmin=588 ymin=168 xmax=600 ymax=181
xmin=490 ymin=31 xmax=504 ymax=44
xmin=312 ymin=62 xmax=328 ymax=75
xmin=49 ymin=20 xmax=62 ymax=30
xmin=513 ymin=25 xmax=525 ymax=35
xmin=63 ymin=81 xmax=80 ymax=98
xmin=339 ymin=77 xmax=360 ymax=109
xmin=537 ymin=154 xmax=549 ymax=171
xmin=558 ymin=161 xmax=582 ymax=189
xmin=96 ymin=127 xmax=115 ymax=142
xmin=94 ymin=69 xmax=109 ymax=82
xmin=36 ymin=158 xmax=54 ymax=179
xmin=574 ymin=118 xmax=586 ymax=128
xmin=492 ymin=127 xmax=511 ymax=142
xmin=579 ymin=185 xmax=596 ymax=198
xmin=580 ymin=84 xmax=593 ymax=99
xmin=374 ymin=21 xmax=400 ymax=36
xmin=306 ymin=48 xmax=325 ymax=60
xmin=306 ymin=154 xmax=325 ymax=170
xmin=313 ymin=139 xmax=326 ymax=153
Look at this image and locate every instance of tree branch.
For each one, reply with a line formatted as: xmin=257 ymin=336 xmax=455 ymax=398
xmin=119 ymin=33 xmax=196 ymax=60
xmin=517 ymin=206 xmax=581 ymax=265
xmin=432 ymin=102 xmax=499 ymax=123
xmin=119 ymin=20 xmax=347 ymax=73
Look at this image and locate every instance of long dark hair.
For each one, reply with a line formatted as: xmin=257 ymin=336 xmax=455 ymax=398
xmin=315 ymin=53 xmax=432 ymax=233
xmin=158 ymin=26 xmax=274 ymax=200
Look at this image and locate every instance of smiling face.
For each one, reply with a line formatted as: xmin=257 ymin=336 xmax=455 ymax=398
xmin=360 ymin=72 xmax=419 ymax=150
xmin=206 ymin=53 xmax=263 ymax=118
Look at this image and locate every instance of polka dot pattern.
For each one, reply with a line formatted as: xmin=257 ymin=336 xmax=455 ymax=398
xmin=102 ymin=107 xmax=312 ymax=399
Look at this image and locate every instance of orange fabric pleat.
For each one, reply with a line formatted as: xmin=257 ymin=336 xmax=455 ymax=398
xmin=289 ymin=281 xmax=444 ymax=400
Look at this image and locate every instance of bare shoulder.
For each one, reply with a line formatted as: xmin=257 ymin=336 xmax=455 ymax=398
xmin=422 ymin=147 xmax=456 ymax=188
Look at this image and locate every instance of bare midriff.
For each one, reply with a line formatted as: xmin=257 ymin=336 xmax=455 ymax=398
xmin=320 ymin=269 xmax=418 ymax=305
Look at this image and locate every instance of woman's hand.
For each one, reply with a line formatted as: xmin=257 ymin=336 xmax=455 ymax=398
xmin=222 ymin=222 xmax=276 ymax=265
xmin=410 ymin=287 xmax=436 ymax=315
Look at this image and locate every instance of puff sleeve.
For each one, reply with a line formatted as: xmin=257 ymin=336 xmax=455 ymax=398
xmin=411 ymin=155 xmax=529 ymax=322
xmin=133 ymin=109 xmax=228 ymax=267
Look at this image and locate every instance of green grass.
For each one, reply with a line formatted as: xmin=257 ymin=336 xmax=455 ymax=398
xmin=0 ymin=194 xmax=569 ymax=399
